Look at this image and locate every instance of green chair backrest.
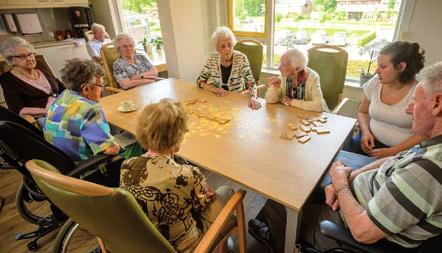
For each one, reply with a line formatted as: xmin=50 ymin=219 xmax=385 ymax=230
xmin=234 ymin=39 xmax=263 ymax=83
xmin=27 ymin=159 xmax=176 ymax=253
xmin=307 ymin=45 xmax=348 ymax=109
xmin=101 ymin=43 xmax=121 ymax=89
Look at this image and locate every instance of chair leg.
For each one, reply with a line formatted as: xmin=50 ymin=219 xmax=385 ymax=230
xmin=236 ymin=201 xmax=247 ymax=253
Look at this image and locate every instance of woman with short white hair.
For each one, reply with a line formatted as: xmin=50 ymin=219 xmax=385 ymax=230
xmin=197 ymin=26 xmax=261 ymax=110
xmin=0 ymin=37 xmax=63 ymax=117
xmin=112 ymin=32 xmax=158 ymax=89
xmin=86 ymin=23 xmax=111 ymax=62
xmin=265 ymin=48 xmax=328 ymax=112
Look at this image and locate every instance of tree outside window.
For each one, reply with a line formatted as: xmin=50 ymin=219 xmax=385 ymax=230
xmin=121 ymin=0 xmax=162 ymax=44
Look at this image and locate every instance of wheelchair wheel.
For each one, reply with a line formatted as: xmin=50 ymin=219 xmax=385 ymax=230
xmin=54 ymin=219 xmax=100 ymax=253
xmin=15 ymin=181 xmax=52 ymax=224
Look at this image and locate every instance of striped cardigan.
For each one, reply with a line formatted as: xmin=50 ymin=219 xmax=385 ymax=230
xmin=196 ymin=50 xmax=256 ymax=93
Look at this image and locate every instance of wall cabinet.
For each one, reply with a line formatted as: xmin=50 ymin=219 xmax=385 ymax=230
xmin=0 ymin=0 xmax=88 ymax=9
xmin=35 ymin=43 xmax=90 ymax=77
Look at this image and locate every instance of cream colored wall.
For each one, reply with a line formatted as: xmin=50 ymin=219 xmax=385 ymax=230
xmin=401 ymin=0 xmax=442 ymax=65
xmin=89 ymin=0 xmax=120 ymax=38
xmin=157 ymin=0 xmax=209 ymax=82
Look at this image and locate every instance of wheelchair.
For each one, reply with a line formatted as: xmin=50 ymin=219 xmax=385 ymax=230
xmin=0 ymin=110 xmax=120 ymax=251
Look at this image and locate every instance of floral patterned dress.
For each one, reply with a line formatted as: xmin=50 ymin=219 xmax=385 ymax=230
xmin=119 ymin=154 xmax=212 ymax=253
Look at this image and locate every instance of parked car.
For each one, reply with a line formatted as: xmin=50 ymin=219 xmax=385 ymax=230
xmin=276 ymin=31 xmax=310 ymax=48
xmin=311 ymin=31 xmax=329 ymax=45
xmin=294 ymin=31 xmax=310 ymax=45
xmin=330 ymin=32 xmax=347 ymax=46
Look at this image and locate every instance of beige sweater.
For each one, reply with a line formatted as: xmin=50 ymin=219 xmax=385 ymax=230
xmin=265 ymin=67 xmax=329 ymax=112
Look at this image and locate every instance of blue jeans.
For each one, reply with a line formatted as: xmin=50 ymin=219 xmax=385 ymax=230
xmin=344 ymin=131 xmax=389 ymax=156
xmin=320 ymin=150 xmax=376 ymax=187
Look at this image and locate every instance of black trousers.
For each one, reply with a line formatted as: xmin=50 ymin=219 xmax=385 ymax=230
xmin=256 ymin=200 xmax=363 ymax=253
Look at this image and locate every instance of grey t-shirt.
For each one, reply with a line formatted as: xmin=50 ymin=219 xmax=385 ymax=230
xmin=363 ymin=76 xmax=415 ymax=146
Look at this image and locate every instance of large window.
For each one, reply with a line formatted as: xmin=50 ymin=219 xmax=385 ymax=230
xmin=229 ymin=0 xmax=404 ymax=80
xmin=120 ymin=0 xmax=162 ymax=44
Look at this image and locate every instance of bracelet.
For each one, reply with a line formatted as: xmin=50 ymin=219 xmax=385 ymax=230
xmin=335 ymin=185 xmax=350 ymax=197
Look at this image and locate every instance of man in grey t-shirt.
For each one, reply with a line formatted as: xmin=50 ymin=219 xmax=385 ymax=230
xmin=249 ymin=62 xmax=442 ymax=253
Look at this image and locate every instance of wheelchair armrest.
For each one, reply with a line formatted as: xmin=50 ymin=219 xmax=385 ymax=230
xmin=68 ymin=154 xmax=114 ymax=178
xmin=319 ymin=220 xmax=409 ymax=253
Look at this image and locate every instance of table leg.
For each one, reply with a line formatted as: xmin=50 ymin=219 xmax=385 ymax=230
xmin=284 ymin=207 xmax=300 ymax=253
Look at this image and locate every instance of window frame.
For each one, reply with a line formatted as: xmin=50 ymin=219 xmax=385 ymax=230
xmin=227 ymin=0 xmax=268 ymax=38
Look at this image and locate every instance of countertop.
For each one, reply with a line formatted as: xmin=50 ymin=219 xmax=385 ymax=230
xmin=32 ymin=39 xmax=77 ymax=49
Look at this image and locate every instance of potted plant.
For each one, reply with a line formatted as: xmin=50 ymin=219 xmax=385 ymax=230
xmin=359 ymin=39 xmax=389 ymax=86
xmin=360 ymin=49 xmax=374 ymax=86
xmin=154 ymin=37 xmax=163 ymax=50
xmin=140 ymin=37 xmax=153 ymax=55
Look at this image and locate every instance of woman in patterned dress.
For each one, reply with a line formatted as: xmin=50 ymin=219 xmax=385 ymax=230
xmin=112 ymin=32 xmax=158 ymax=89
xmin=120 ymin=98 xmax=233 ymax=253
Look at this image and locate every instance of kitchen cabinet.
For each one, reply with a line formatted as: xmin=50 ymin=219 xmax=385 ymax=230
xmin=0 ymin=0 xmax=88 ymax=9
xmin=35 ymin=42 xmax=90 ymax=77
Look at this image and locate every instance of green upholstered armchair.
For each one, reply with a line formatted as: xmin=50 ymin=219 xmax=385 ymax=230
xmin=307 ymin=45 xmax=348 ymax=110
xmin=100 ymin=43 xmax=124 ymax=93
xmin=234 ymin=39 xmax=263 ymax=84
xmin=26 ymin=159 xmax=247 ymax=253
xmin=234 ymin=39 xmax=266 ymax=97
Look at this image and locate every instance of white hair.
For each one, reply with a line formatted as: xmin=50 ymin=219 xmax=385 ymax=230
xmin=282 ymin=48 xmax=308 ymax=70
xmin=418 ymin=61 xmax=442 ymax=96
xmin=113 ymin=32 xmax=136 ymax=52
xmin=91 ymin=23 xmax=105 ymax=34
xmin=0 ymin=37 xmax=35 ymax=64
xmin=211 ymin=26 xmax=237 ymax=49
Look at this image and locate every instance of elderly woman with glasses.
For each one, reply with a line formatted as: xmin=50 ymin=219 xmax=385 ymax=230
xmin=265 ymin=48 xmax=328 ymax=112
xmin=0 ymin=37 xmax=63 ymax=117
xmin=44 ymin=58 xmax=121 ymax=162
xmin=112 ymin=32 xmax=158 ymax=89
xmin=196 ymin=26 xmax=261 ymax=110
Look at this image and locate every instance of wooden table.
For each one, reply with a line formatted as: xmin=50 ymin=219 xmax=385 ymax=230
xmin=99 ymin=78 xmax=356 ymax=253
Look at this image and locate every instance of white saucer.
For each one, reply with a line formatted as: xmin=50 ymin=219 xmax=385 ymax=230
xmin=117 ymin=105 xmax=137 ymax=112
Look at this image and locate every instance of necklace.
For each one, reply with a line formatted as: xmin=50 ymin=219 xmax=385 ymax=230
xmin=13 ymin=68 xmax=40 ymax=80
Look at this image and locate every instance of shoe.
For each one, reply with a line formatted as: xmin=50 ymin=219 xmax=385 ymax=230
xmin=248 ymin=219 xmax=275 ymax=253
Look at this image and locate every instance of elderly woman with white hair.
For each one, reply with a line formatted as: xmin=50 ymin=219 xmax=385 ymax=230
xmin=265 ymin=48 xmax=328 ymax=112
xmin=196 ymin=26 xmax=261 ymax=110
xmin=112 ymin=32 xmax=158 ymax=89
xmin=86 ymin=23 xmax=111 ymax=62
xmin=0 ymin=37 xmax=63 ymax=116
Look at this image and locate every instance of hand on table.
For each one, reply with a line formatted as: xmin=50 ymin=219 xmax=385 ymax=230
xmin=248 ymin=97 xmax=262 ymax=110
xmin=268 ymin=76 xmax=281 ymax=88
xmin=213 ymin=87 xmax=228 ymax=97
xmin=282 ymin=96 xmax=291 ymax=106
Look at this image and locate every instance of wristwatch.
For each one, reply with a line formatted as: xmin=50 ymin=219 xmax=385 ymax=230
xmin=141 ymin=74 xmax=144 ymax=79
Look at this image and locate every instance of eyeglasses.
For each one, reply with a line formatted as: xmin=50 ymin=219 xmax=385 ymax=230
xmin=81 ymin=82 xmax=105 ymax=89
xmin=10 ymin=52 xmax=35 ymax=60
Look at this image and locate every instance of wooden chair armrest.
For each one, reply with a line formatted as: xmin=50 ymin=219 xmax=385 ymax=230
xmin=105 ymin=86 xmax=124 ymax=94
xmin=21 ymin=114 xmax=36 ymax=125
xmin=332 ymin=97 xmax=349 ymax=114
xmin=97 ymin=237 xmax=107 ymax=253
xmin=194 ymin=190 xmax=247 ymax=253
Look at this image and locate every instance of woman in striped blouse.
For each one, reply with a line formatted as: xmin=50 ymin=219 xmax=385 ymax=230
xmin=196 ymin=26 xmax=261 ymax=110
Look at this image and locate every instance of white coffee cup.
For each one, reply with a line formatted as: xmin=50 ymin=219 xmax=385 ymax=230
xmin=121 ymin=100 xmax=135 ymax=110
